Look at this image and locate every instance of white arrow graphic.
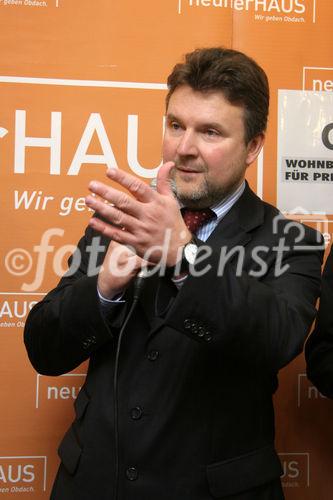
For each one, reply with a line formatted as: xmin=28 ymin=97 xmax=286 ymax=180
xmin=0 ymin=127 xmax=8 ymax=138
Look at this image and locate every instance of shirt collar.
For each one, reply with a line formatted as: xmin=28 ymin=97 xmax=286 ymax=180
xmin=210 ymin=180 xmax=246 ymax=222
xmin=177 ymin=179 xmax=245 ymax=220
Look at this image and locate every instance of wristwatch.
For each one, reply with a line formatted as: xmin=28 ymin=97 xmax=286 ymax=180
xmin=183 ymin=239 xmax=199 ymax=266
xmin=176 ymin=234 xmax=200 ymax=275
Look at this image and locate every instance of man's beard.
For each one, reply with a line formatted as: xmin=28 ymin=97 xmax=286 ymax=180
xmin=171 ymin=165 xmax=241 ymax=209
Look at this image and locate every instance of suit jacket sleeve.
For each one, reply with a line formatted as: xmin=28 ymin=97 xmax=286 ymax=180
xmin=24 ymin=222 xmax=127 ymax=376
xmin=24 ymin=199 xmax=323 ymax=378
xmin=305 ymin=245 xmax=333 ymax=397
xmin=165 ymin=217 xmax=323 ymax=373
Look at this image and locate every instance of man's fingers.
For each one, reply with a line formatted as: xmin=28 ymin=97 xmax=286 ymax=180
xmin=156 ymin=161 xmax=176 ymax=196
xmin=88 ymin=217 xmax=136 ymax=247
xmin=107 ymin=168 xmax=155 ymax=203
xmin=88 ymin=180 xmax=141 ymax=217
xmin=85 ymin=195 xmax=137 ymax=232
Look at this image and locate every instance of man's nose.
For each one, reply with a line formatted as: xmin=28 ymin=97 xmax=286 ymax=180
xmin=176 ymin=130 xmax=198 ymax=157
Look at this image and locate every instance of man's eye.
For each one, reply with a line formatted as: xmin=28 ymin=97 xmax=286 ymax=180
xmin=170 ymin=122 xmax=180 ymax=130
xmin=206 ymin=129 xmax=219 ymax=137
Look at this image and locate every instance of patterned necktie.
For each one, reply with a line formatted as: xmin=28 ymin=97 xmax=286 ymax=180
xmin=181 ymin=208 xmax=215 ymax=234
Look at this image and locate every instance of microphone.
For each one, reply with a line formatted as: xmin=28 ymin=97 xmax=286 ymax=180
xmin=114 ymin=176 xmax=179 ymax=497
xmin=133 ymin=177 xmax=177 ymax=299
xmin=150 ymin=177 xmax=177 ymax=195
xmin=133 ymin=268 xmax=150 ymax=300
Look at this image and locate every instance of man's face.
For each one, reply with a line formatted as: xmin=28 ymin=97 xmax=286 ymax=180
xmin=162 ymin=85 xmax=263 ymax=208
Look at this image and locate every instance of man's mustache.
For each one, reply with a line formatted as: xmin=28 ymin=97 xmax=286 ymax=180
xmin=172 ymin=158 xmax=206 ymax=173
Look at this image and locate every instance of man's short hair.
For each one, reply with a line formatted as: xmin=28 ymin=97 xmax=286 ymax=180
xmin=166 ymin=47 xmax=269 ymax=144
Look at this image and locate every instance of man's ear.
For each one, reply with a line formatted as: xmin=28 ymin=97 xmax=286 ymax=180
xmin=245 ymin=133 xmax=265 ymax=166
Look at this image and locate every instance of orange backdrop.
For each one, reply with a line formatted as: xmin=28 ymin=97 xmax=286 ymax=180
xmin=0 ymin=0 xmax=332 ymax=498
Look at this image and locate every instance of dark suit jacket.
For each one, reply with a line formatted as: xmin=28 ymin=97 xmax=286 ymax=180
xmin=306 ymin=245 xmax=333 ymax=397
xmin=24 ymin=184 xmax=323 ymax=500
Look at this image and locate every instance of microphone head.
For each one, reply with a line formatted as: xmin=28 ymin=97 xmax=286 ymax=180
xmin=150 ymin=178 xmax=177 ymax=195
xmin=137 ymin=268 xmax=150 ymax=278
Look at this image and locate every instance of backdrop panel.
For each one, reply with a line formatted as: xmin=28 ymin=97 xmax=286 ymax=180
xmin=0 ymin=1 xmax=332 ymax=498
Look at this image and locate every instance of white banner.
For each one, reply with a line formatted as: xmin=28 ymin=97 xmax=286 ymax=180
xmin=277 ymin=90 xmax=333 ymax=213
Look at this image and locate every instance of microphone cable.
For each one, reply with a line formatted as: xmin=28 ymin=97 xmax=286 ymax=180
xmin=112 ymin=271 xmax=147 ymax=500
xmin=113 ymin=176 xmax=175 ymax=497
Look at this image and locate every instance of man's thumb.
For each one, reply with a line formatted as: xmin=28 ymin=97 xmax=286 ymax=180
xmin=156 ymin=161 xmax=176 ymax=195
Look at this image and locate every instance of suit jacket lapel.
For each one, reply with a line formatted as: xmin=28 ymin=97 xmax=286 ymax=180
xmin=143 ymin=183 xmax=265 ymax=339
xmin=207 ymin=182 xmax=264 ymax=250
xmin=139 ymin=271 xmax=178 ymax=328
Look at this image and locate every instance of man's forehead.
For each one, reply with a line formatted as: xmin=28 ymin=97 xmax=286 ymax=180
xmin=166 ymin=86 xmax=245 ymax=122
xmin=167 ymin=84 xmax=224 ymax=102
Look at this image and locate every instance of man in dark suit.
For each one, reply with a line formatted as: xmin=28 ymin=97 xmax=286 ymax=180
xmin=24 ymin=47 xmax=323 ymax=500
xmin=306 ymin=245 xmax=333 ymax=397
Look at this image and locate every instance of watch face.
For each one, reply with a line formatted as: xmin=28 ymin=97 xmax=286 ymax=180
xmin=184 ymin=243 xmax=198 ymax=265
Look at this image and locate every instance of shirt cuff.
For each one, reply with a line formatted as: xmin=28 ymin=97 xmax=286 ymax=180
xmin=171 ymin=273 xmax=188 ymax=290
xmin=97 ymin=287 xmax=126 ymax=306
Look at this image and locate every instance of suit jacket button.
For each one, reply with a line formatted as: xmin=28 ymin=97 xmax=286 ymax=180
xmin=197 ymin=327 xmax=205 ymax=337
xmin=147 ymin=350 xmax=159 ymax=361
xmin=126 ymin=467 xmax=138 ymax=481
xmin=82 ymin=339 xmax=90 ymax=349
xmin=130 ymin=406 xmax=143 ymax=420
xmin=184 ymin=319 xmax=191 ymax=330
